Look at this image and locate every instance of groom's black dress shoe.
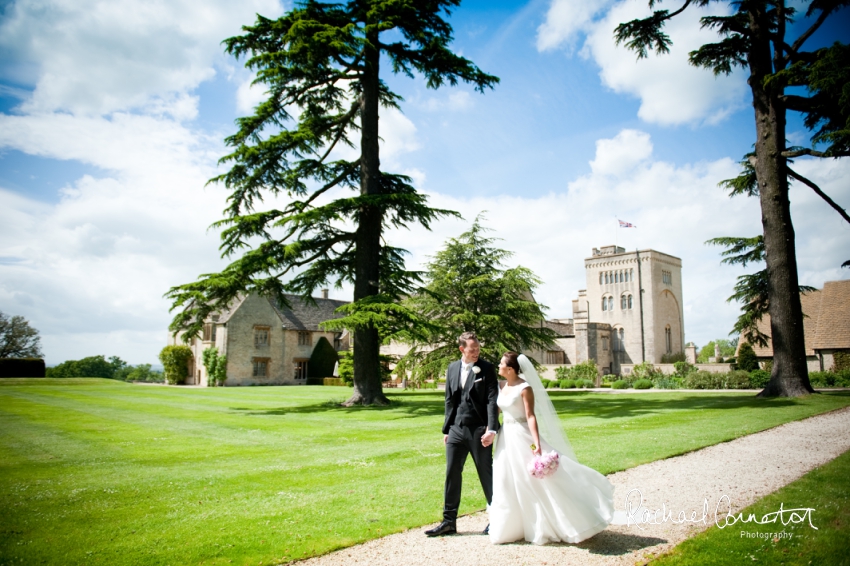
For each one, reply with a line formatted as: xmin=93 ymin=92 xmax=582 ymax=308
xmin=482 ymin=524 xmax=489 ymax=535
xmin=425 ymin=521 xmax=457 ymax=537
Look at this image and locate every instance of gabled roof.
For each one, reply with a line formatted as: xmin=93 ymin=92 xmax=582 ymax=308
xmin=270 ymin=294 xmax=350 ymax=331
xmin=544 ymin=320 xmax=574 ymax=337
xmin=212 ymin=292 xmax=350 ymax=331
xmin=811 ymin=280 xmax=850 ymax=349
xmin=750 ymin=279 xmax=850 ymax=356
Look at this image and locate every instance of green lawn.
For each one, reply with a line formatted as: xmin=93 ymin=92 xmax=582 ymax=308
xmin=1 ymin=380 xmax=848 ymax=566
xmin=651 ymin=448 xmax=850 ymax=565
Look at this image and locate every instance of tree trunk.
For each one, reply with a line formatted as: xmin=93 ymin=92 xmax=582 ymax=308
xmin=747 ymin=3 xmax=813 ymax=397
xmin=346 ymin=27 xmax=389 ymax=406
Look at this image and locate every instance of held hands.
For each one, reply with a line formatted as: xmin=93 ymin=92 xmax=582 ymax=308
xmin=481 ymin=430 xmax=496 ymax=447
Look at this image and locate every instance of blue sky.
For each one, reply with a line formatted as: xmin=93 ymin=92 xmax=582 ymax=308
xmin=0 ymin=0 xmax=848 ymax=365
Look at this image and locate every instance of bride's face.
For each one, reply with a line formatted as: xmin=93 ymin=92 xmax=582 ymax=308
xmin=498 ymin=357 xmax=515 ymax=379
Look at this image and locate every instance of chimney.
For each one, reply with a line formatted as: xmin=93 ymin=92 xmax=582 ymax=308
xmin=321 ymin=288 xmax=329 ymax=299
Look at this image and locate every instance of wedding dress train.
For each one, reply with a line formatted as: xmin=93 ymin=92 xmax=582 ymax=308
xmin=488 ymin=381 xmax=614 ymax=545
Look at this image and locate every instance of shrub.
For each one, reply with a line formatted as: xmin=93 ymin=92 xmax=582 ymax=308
xmin=632 ymin=362 xmax=661 ymax=380
xmin=654 ymin=377 xmax=683 ymax=389
xmin=579 ymin=379 xmax=595 ymax=388
xmin=125 ymin=364 xmax=164 ymax=383
xmin=546 ymin=379 xmax=559 ymax=389
xmin=308 ymin=337 xmax=339 ymax=378
xmin=762 ymin=360 xmax=773 ymax=372
xmin=684 ymin=370 xmax=723 ymax=389
xmin=838 ymin=370 xmax=850 ymax=387
xmin=661 ymin=351 xmax=686 ymax=363
xmin=336 ymin=351 xmax=353 ymax=386
xmin=46 ymin=355 xmax=126 ymax=379
xmin=555 ymin=360 xmax=598 ymax=382
xmin=633 ymin=379 xmax=653 ymax=389
xmin=202 ymin=347 xmax=228 ymax=386
xmin=560 ymin=379 xmax=576 ymax=389
xmin=0 ymin=358 xmax=45 ymax=378
xmin=611 ymin=380 xmax=628 ymax=389
xmin=749 ymin=369 xmax=771 ymax=389
xmin=158 ymin=345 xmax=194 ymax=385
xmin=724 ymin=370 xmax=752 ymax=389
xmin=673 ymin=361 xmax=696 ymax=377
xmin=736 ymin=342 xmax=759 ymax=372
xmin=808 ymin=371 xmax=835 ymax=387
xmin=832 ymin=351 xmax=850 ymax=372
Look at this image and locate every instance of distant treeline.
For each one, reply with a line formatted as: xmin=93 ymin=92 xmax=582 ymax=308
xmin=46 ymin=355 xmax=164 ymax=382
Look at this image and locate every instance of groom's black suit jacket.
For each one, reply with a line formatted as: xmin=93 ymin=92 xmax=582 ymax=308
xmin=442 ymin=358 xmax=500 ymax=435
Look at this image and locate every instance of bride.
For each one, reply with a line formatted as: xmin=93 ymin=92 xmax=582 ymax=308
xmin=487 ymin=352 xmax=615 ymax=545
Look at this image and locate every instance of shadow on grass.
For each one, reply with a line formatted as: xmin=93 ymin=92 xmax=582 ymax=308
xmin=226 ymin=391 xmax=850 ymax=420
xmin=548 ymin=392 xmax=812 ymax=419
xmin=229 ymin=391 xmax=446 ymax=418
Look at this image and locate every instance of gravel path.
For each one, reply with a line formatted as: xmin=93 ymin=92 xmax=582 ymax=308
xmin=296 ymin=406 xmax=850 ymax=566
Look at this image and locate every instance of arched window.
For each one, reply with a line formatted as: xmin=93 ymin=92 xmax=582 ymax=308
xmin=604 ymin=273 xmax=608 ymax=284
xmin=628 ymin=294 xmax=633 ymax=309
xmin=608 ymin=296 xmax=614 ymax=311
xmin=602 ymin=297 xmax=607 ymax=311
xmin=621 ymin=294 xmax=627 ymax=310
xmin=665 ymin=326 xmax=672 ymax=354
xmin=619 ymin=271 xmax=624 ymax=283
xmin=630 ymin=268 xmax=634 ymax=282
xmin=619 ymin=328 xmax=625 ymax=352
xmin=599 ymin=272 xmax=603 ymax=285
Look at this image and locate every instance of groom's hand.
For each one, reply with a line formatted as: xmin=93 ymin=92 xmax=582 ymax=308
xmin=443 ymin=434 xmax=449 ymax=445
xmin=481 ymin=430 xmax=496 ymax=447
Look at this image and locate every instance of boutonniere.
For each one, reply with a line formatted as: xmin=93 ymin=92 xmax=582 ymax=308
xmin=472 ymin=366 xmax=481 ymax=375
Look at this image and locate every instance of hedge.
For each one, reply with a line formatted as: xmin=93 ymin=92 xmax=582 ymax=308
xmin=308 ymin=337 xmax=339 ymax=378
xmin=0 ymin=358 xmax=45 ymax=378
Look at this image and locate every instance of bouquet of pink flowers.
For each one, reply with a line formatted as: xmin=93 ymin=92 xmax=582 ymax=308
xmin=527 ymin=447 xmax=560 ymax=479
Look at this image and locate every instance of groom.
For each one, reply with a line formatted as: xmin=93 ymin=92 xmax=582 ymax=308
xmin=425 ymin=331 xmax=500 ymax=537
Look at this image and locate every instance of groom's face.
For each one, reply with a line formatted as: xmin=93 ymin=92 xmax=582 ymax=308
xmin=459 ymin=339 xmax=480 ymax=363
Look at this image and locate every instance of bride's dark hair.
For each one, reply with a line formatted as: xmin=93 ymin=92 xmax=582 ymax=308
xmin=502 ymin=351 xmax=521 ymax=375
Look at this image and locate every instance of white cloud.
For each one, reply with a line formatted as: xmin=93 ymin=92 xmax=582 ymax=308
xmin=589 ymin=129 xmax=652 ymax=176
xmin=386 ymin=130 xmax=850 ymax=350
xmin=0 ymin=113 xmax=230 ymax=364
xmin=536 ymin=0 xmax=613 ymax=52
xmin=236 ymin=75 xmax=268 ymax=115
xmin=379 ymin=108 xmax=420 ymax=162
xmin=537 ymin=0 xmax=748 ymax=125
xmin=418 ymin=90 xmax=474 ymax=112
xmin=0 ymin=0 xmax=282 ymax=117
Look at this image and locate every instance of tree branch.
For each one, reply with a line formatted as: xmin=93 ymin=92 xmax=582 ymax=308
xmin=788 ymin=167 xmax=850 ymax=225
xmin=782 ymin=148 xmax=850 ymax=158
xmin=790 ymin=7 xmax=832 ymax=55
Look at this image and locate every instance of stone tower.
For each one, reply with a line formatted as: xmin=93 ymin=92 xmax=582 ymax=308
xmin=573 ymin=245 xmax=684 ymax=374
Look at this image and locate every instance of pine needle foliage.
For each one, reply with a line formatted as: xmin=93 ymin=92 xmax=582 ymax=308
xmin=164 ymin=1 xmax=498 ymax=405
xmin=393 ymin=218 xmax=557 ymax=384
xmin=706 ymin=236 xmax=815 ymax=348
xmin=616 ymin=0 xmax=849 ymax=396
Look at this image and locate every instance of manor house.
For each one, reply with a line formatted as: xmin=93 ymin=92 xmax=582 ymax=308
xmin=167 ymin=290 xmax=349 ymax=386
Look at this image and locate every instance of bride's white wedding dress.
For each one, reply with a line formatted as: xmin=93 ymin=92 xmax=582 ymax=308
xmin=488 ymin=381 xmax=615 ymax=545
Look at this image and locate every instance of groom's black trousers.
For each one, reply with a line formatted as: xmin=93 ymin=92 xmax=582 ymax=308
xmin=444 ymin=423 xmax=493 ymax=522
